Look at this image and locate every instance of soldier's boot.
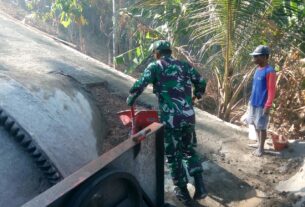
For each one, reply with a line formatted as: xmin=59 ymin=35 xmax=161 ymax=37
xmin=174 ymin=186 xmax=192 ymax=206
xmin=193 ymin=173 xmax=208 ymax=200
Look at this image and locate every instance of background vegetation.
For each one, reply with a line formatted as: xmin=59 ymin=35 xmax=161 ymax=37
xmin=2 ymin=0 xmax=304 ymax=138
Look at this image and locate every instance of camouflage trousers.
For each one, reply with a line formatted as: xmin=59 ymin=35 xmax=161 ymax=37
xmin=164 ymin=125 xmax=203 ymax=188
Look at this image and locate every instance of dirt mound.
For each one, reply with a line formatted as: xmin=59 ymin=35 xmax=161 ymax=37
xmin=88 ymin=85 xmax=130 ymax=154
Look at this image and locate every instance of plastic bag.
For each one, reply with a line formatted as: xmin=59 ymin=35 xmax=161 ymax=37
xmin=248 ymin=124 xmax=258 ymax=141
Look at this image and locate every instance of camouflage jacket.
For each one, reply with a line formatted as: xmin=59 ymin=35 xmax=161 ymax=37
xmin=129 ymin=56 xmax=206 ymax=128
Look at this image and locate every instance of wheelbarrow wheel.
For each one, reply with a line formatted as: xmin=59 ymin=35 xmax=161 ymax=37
xmin=67 ymin=170 xmax=143 ymax=207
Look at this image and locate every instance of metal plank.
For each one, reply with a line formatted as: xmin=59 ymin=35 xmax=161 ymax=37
xmin=22 ymin=122 xmax=164 ymax=207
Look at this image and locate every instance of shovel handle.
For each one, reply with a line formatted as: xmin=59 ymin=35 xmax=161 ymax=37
xmin=131 ymin=106 xmax=135 ymax=118
xmin=130 ymin=106 xmax=137 ymax=135
xmin=133 ymin=129 xmax=152 ymax=143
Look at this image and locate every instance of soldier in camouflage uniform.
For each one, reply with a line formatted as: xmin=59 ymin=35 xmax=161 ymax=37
xmin=126 ymin=40 xmax=208 ymax=205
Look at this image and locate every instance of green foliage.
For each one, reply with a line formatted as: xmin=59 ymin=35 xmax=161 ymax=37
xmin=115 ymin=0 xmax=191 ymax=72
xmin=25 ymin=0 xmax=305 ymax=121
xmin=117 ymin=0 xmax=305 ymax=120
xmin=27 ymin=0 xmax=90 ymax=27
xmin=114 ymin=31 xmax=156 ymax=73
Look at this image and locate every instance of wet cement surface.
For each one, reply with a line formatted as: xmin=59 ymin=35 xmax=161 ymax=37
xmin=0 ymin=73 xmax=106 ymax=176
xmin=0 ymin=12 xmax=112 ymax=206
xmin=0 ymin=13 xmax=107 ymax=177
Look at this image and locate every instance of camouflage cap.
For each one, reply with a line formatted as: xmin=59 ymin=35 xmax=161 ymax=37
xmin=149 ymin=40 xmax=171 ymax=52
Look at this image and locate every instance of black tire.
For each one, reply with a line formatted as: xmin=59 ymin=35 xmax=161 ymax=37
xmin=67 ymin=170 xmax=143 ymax=207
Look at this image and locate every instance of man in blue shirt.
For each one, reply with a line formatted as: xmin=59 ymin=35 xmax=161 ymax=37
xmin=248 ymin=45 xmax=276 ymax=157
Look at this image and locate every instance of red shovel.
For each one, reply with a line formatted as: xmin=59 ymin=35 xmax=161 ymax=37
xmin=118 ymin=106 xmax=159 ymax=157
xmin=118 ymin=106 xmax=159 ymax=136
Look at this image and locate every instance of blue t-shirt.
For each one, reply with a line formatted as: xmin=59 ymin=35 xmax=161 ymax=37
xmin=250 ymin=65 xmax=275 ymax=107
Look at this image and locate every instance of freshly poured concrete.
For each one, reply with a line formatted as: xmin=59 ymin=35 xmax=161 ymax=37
xmin=0 ymin=74 xmax=107 ymax=176
xmin=0 ymin=11 xmax=108 ymax=206
xmin=0 ymin=12 xmax=108 ymax=177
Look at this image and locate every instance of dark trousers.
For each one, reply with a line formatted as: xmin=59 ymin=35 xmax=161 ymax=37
xmin=164 ymin=125 xmax=203 ymax=188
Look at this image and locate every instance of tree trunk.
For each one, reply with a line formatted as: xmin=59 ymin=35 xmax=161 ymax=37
xmin=112 ymin=0 xmax=116 ymax=68
xmin=218 ymin=0 xmax=234 ymax=122
xmin=79 ymin=25 xmax=85 ymax=53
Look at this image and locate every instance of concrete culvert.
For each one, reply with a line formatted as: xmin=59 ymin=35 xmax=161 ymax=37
xmin=0 ymin=72 xmax=108 ymax=206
